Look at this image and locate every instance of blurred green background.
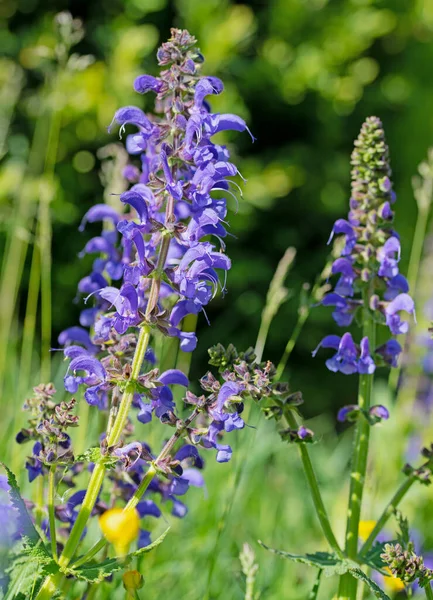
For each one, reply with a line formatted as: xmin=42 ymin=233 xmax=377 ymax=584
xmin=2 ymin=1 xmax=433 ymax=598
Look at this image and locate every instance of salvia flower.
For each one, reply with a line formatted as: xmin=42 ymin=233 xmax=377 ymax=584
xmin=315 ymin=117 xmax=415 ymax=373
xmin=59 ymin=27 xmax=252 ymax=409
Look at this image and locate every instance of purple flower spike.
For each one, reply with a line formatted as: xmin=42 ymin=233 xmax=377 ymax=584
xmin=315 ymin=117 xmax=413 ymax=376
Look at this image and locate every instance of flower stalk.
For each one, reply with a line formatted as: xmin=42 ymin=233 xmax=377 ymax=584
xmin=48 ymin=465 xmax=57 ymax=560
xmin=284 ymin=408 xmax=343 ymax=558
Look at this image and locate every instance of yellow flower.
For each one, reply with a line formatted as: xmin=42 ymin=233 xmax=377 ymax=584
xmin=383 ymin=567 xmax=405 ymax=593
xmin=359 ymin=520 xmax=377 ymax=542
xmin=99 ymin=508 xmax=140 ymax=555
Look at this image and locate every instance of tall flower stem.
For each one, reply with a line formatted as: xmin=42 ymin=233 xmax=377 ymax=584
xmin=284 ymin=409 xmax=343 ymax=558
xmin=359 ymin=475 xmax=415 ymax=559
xmin=425 ymin=584 xmax=433 ymax=600
xmin=338 ymin=290 xmax=376 ymax=599
xmin=48 ymin=465 xmax=58 ymax=560
xmin=36 ymin=236 xmax=171 ymax=600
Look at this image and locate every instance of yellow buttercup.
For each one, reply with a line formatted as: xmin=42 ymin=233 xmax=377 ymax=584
xmin=99 ymin=507 xmax=140 ymax=555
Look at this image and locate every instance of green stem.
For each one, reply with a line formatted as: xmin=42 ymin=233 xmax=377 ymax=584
xmin=48 ymin=465 xmax=57 ymax=560
xmin=57 ymin=327 xmax=151 ymax=570
xmin=35 ymin=475 xmax=45 ymax=527
xmin=359 ymin=475 xmax=415 ymax=559
xmin=425 ymin=584 xmax=433 ymax=600
xmin=339 ymin=290 xmax=376 ymax=599
xmin=73 ymin=464 xmax=158 ymax=568
xmin=285 ymin=409 xmax=343 ymax=558
xmin=124 ymin=464 xmax=157 ymax=511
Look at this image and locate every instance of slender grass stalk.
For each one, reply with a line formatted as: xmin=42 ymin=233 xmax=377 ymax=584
xmin=284 ymin=409 xmax=343 ymax=558
xmin=48 ymin=465 xmax=57 ymax=560
xmin=254 ymin=247 xmax=296 ymax=363
xmin=0 ymin=115 xmax=47 ymax=398
xmin=339 ymin=289 xmax=376 ymax=599
xmin=275 ymin=249 xmax=334 ymax=381
xmin=19 ymin=232 xmax=41 ymax=394
xmin=38 ymin=104 xmax=62 ymax=381
xmin=359 ymin=476 xmax=415 ymax=559
xmin=308 ymin=569 xmax=323 ymax=600
xmin=275 ymin=307 xmax=309 ymax=381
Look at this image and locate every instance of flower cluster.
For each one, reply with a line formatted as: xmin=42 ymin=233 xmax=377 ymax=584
xmin=15 ymin=384 xmax=78 ymax=482
xmin=381 ymin=543 xmax=433 ymax=588
xmin=315 ymin=117 xmax=415 ymax=374
xmin=59 ymin=27 xmax=252 ymax=412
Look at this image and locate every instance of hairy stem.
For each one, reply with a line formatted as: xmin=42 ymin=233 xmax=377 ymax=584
xmin=339 ymin=290 xmax=376 ymax=599
xmin=48 ymin=465 xmax=57 ymax=560
xmin=285 ymin=409 xmax=343 ymax=558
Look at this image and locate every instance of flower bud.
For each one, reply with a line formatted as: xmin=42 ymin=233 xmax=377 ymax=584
xmin=123 ymin=570 xmax=144 ymax=592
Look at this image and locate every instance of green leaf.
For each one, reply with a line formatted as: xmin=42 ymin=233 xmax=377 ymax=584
xmin=66 ymin=557 xmax=124 ymax=584
xmin=4 ymin=543 xmax=58 ymax=600
xmin=258 ymin=541 xmax=354 ymax=577
xmin=67 ymin=527 xmax=170 ymax=584
xmin=349 ymin=568 xmax=392 ymax=600
xmin=0 ymin=462 xmax=47 ymax=551
xmin=128 ymin=526 xmax=170 ymax=559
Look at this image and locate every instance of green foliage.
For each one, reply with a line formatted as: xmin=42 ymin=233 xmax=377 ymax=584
xmin=68 ymin=528 xmax=170 ymax=584
xmin=0 ymin=464 xmax=59 ymax=600
xmin=259 ymin=541 xmax=393 ymax=598
xmin=0 ymin=463 xmax=47 ymax=549
xmin=5 ymin=544 xmax=58 ymax=600
xmin=258 ymin=542 xmax=355 ymax=578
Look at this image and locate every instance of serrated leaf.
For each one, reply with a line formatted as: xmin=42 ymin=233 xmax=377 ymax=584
xmin=258 ymin=541 xmax=339 ymax=568
xmin=349 ymin=568 xmax=391 ymax=599
xmin=258 ymin=541 xmax=358 ymax=578
xmin=4 ymin=545 xmax=58 ymax=600
xmin=128 ymin=526 xmax=170 ymax=559
xmin=68 ymin=527 xmax=170 ymax=584
xmin=66 ymin=556 xmax=124 ymax=584
xmin=0 ymin=462 xmax=47 ymax=551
